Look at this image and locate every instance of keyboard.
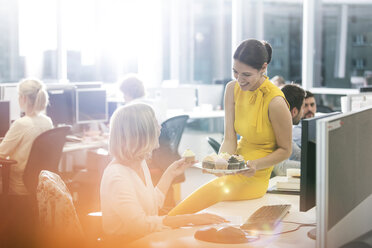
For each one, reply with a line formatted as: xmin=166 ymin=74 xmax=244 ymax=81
xmin=240 ymin=204 xmax=291 ymax=231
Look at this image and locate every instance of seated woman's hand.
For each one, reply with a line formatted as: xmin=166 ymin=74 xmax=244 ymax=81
xmin=167 ymin=158 xmax=197 ymax=178
xmin=163 ymin=213 xmax=227 ymax=228
xmin=189 ymin=213 xmax=227 ymax=226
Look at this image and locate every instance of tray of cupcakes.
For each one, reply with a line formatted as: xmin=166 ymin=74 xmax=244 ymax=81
xmin=193 ymin=152 xmax=251 ymax=175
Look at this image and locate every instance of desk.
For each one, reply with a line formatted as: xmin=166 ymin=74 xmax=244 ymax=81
xmin=61 ymin=139 xmax=108 ymax=172
xmin=63 ymin=140 xmax=108 ymax=153
xmin=129 ymin=193 xmax=316 ymax=248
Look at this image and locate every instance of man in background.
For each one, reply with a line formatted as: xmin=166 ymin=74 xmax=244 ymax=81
xmin=119 ymin=74 xmax=146 ymax=103
xmin=292 ymin=90 xmax=317 ymax=147
xmin=119 ymin=74 xmax=166 ymax=123
xmin=303 ymin=90 xmax=317 ymax=119
xmin=271 ymin=75 xmax=286 ymax=88
xmin=273 ymin=84 xmax=306 ymax=176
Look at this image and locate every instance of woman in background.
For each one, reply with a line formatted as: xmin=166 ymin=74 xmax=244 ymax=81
xmin=0 ymin=78 xmax=53 ymax=195
xmin=100 ymin=103 xmax=225 ymax=243
xmin=168 ymin=39 xmax=292 ymax=215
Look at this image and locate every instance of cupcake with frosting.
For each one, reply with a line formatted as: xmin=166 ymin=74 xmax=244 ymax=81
xmin=219 ymin=152 xmax=231 ymax=161
xmin=202 ymin=154 xmax=215 ymax=169
xmin=215 ymin=158 xmax=228 ymax=170
xmin=182 ymin=149 xmax=196 ymax=162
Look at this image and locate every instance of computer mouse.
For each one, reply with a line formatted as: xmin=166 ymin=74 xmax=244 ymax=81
xmin=194 ymin=227 xmax=219 ymax=243
xmin=216 ymin=226 xmax=248 ymax=244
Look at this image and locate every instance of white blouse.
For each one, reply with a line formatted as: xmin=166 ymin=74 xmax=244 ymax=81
xmin=100 ymin=160 xmax=167 ymax=240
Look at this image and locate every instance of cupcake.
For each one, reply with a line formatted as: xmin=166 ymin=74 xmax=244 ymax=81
xmin=215 ymin=158 xmax=228 ymax=170
xmin=227 ymin=156 xmax=241 ymax=170
xmin=202 ymin=155 xmax=215 ymax=169
xmin=234 ymin=154 xmax=246 ymax=169
xmin=219 ymin=152 xmax=231 ymax=161
xmin=182 ymin=149 xmax=196 ymax=162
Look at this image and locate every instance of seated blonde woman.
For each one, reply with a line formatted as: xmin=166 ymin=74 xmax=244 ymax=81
xmin=0 ymin=78 xmax=53 ymax=195
xmin=100 ymin=103 xmax=226 ymax=243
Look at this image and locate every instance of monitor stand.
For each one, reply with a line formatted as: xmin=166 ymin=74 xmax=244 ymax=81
xmin=307 ymin=228 xmax=316 ymax=240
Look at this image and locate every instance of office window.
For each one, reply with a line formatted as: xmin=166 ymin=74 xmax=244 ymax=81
xmin=63 ymin=0 xmax=163 ymax=84
xmin=0 ymin=0 xmax=25 ymax=83
xmin=314 ymin=2 xmax=372 ymax=89
xmin=237 ymin=0 xmax=303 ymax=84
xmin=163 ymin=0 xmax=232 ymax=85
xmin=264 ymin=1 xmax=303 ymax=83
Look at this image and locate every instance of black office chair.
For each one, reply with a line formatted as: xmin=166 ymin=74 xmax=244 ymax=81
xmin=207 ymin=137 xmax=221 ymax=154
xmin=0 ymin=126 xmax=70 ymax=246
xmin=23 ymin=126 xmax=71 ymax=194
xmin=148 ymin=115 xmax=189 ymax=211
xmin=316 ymin=104 xmax=334 ymax=113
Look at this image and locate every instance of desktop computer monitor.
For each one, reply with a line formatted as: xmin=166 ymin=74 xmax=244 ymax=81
xmin=76 ymin=88 xmax=107 ymax=124
xmin=46 ymin=84 xmax=76 ymax=126
xmin=1 ymin=84 xmax=21 ymax=121
xmin=300 ymin=112 xmax=340 ymax=212
xmin=316 ymin=106 xmax=372 ymax=248
xmin=0 ymin=101 xmax=10 ymax=137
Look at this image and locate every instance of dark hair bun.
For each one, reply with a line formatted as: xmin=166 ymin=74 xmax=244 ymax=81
xmin=262 ymin=41 xmax=272 ymax=64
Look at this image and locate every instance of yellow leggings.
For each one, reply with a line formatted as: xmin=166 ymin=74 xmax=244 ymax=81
xmin=168 ymin=174 xmax=269 ymax=216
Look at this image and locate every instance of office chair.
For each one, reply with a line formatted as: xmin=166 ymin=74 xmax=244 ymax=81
xmin=0 ymin=126 xmax=71 ymax=196
xmin=36 ymin=170 xmax=86 ymax=247
xmin=0 ymin=126 xmax=71 ymax=246
xmin=148 ymin=115 xmax=189 ymax=211
xmin=207 ymin=137 xmax=221 ymax=154
xmin=316 ymin=104 xmax=334 ymax=113
xmin=22 ymin=126 xmax=71 ymax=195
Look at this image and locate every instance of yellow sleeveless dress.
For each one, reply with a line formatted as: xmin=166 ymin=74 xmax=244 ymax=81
xmin=168 ymin=76 xmax=287 ymax=216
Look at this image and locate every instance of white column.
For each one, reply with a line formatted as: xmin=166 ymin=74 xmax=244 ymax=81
xmin=170 ymin=0 xmax=180 ymax=81
xmin=56 ymin=0 xmax=68 ymax=83
xmin=138 ymin=0 xmax=163 ymax=87
xmin=334 ymin=4 xmax=348 ymax=78
xmin=232 ymin=0 xmax=243 ymax=51
xmin=302 ymin=0 xmax=316 ymax=90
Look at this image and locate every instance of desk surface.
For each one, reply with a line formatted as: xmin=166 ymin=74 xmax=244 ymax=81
xmin=63 ymin=139 xmax=108 ymax=153
xmin=129 ymin=192 xmax=315 ymax=248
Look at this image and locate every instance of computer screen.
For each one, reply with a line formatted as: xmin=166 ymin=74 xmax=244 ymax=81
xmin=76 ymin=88 xmax=107 ymax=124
xmin=0 ymin=101 xmax=10 ymax=137
xmin=1 ymin=84 xmax=21 ymax=121
xmin=317 ymin=107 xmax=372 ymax=248
xmin=46 ymin=84 xmax=76 ymax=126
xmin=300 ymin=112 xmax=340 ymax=212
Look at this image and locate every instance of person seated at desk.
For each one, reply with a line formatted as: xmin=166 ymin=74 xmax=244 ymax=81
xmin=168 ymin=39 xmax=292 ymax=216
xmin=293 ymin=90 xmax=317 ymax=148
xmin=271 ymin=75 xmax=286 ymax=88
xmin=119 ymin=73 xmax=166 ymax=123
xmin=273 ymin=84 xmax=306 ymax=176
xmin=100 ymin=103 xmax=226 ymax=243
xmin=0 ymin=78 xmax=53 ymax=195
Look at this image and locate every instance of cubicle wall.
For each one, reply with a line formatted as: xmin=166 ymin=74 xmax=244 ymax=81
xmin=317 ymin=106 xmax=372 ymax=248
xmin=147 ymin=84 xmax=225 ymax=112
xmin=147 ymin=87 xmax=197 ymax=112
xmin=341 ymin=92 xmax=372 ymax=112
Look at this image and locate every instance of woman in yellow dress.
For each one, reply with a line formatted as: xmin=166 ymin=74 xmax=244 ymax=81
xmin=168 ymin=39 xmax=292 ymax=215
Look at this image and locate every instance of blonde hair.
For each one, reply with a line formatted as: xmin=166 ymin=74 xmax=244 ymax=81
xmin=18 ymin=78 xmax=49 ymax=114
xmin=109 ymin=103 xmax=159 ymax=163
xmin=119 ymin=74 xmax=145 ymax=101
